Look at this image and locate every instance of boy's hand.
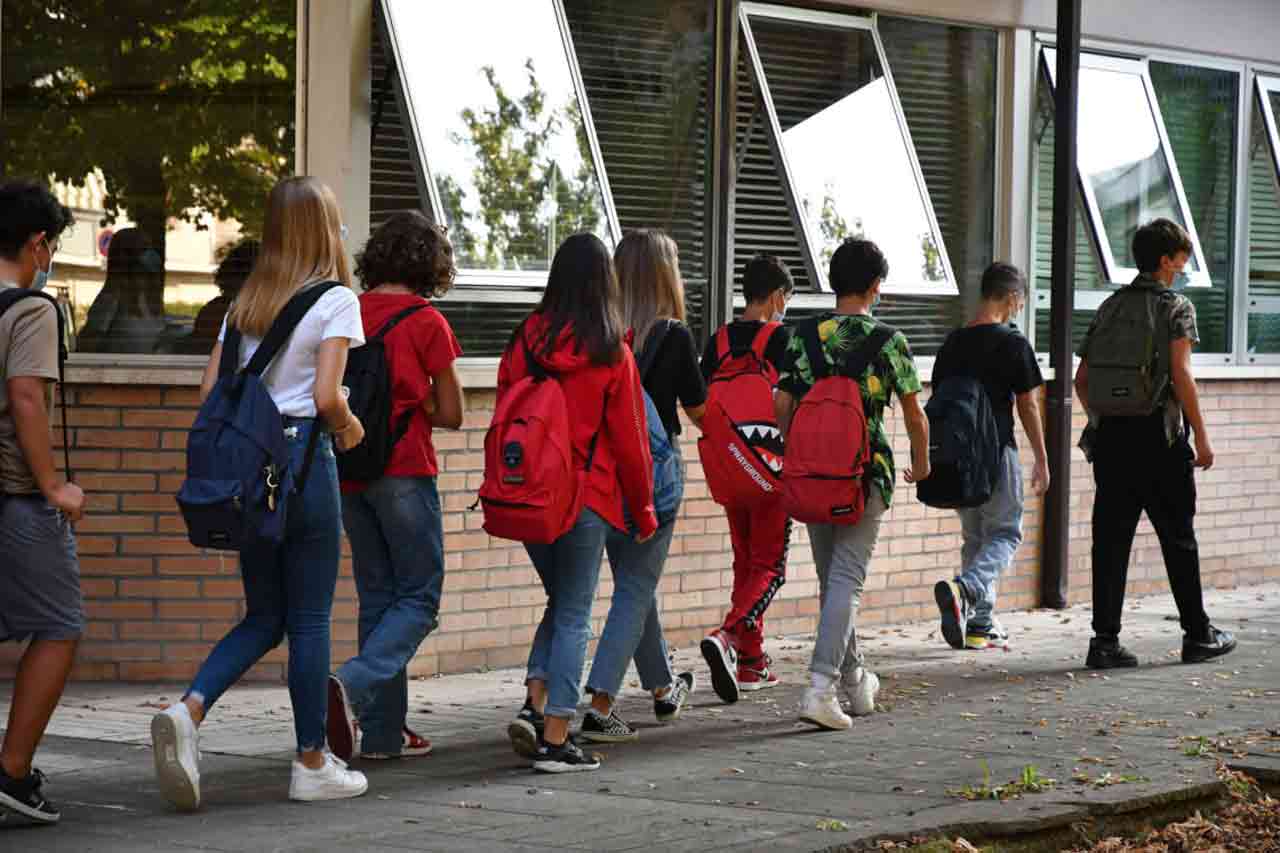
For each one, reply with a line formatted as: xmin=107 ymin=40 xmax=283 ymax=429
xmin=1031 ymin=459 xmax=1050 ymax=496
xmin=903 ymin=462 xmax=930 ymax=483
xmin=48 ymin=481 xmax=86 ymax=523
xmin=334 ymin=416 xmax=366 ymax=452
xmin=1193 ymin=436 xmax=1215 ymax=470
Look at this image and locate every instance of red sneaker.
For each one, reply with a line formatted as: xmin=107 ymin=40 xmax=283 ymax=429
xmin=700 ymin=629 xmax=740 ymax=704
xmin=737 ymin=654 xmax=780 ymax=691
xmin=363 ymin=726 xmax=433 ymax=760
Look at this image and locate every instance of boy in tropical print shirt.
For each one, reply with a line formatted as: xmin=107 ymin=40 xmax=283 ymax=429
xmin=775 ymin=239 xmax=930 ymax=733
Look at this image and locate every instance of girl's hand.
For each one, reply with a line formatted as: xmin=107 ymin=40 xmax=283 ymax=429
xmin=334 ymin=416 xmax=365 ymax=452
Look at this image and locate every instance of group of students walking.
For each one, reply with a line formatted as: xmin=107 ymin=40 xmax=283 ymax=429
xmin=0 ymin=175 xmax=1239 ymax=823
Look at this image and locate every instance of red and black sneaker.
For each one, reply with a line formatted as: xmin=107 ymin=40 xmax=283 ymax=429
xmin=737 ymin=653 xmax=780 ymax=692
xmin=326 ymin=674 xmax=357 ymax=762
xmin=700 ymin=629 xmax=740 ymax=704
xmin=362 ymin=725 xmax=432 ymax=760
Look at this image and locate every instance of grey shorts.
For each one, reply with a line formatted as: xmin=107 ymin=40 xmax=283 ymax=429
xmin=0 ymin=494 xmax=83 ymax=643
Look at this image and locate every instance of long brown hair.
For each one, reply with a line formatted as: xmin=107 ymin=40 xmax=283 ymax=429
xmin=614 ymin=229 xmax=685 ymax=349
xmin=228 ymin=177 xmax=350 ymax=337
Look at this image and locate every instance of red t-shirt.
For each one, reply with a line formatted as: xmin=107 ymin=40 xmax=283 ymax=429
xmin=340 ymin=292 xmax=462 ymax=493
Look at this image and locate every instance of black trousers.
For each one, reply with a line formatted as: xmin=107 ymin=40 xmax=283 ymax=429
xmin=1090 ymin=415 xmax=1210 ymax=641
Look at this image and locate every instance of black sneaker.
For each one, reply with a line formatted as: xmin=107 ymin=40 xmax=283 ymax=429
xmin=700 ymin=630 xmax=740 ymax=704
xmin=1085 ymin=638 xmax=1139 ymax=670
xmin=0 ymin=767 xmax=59 ymax=824
xmin=579 ymin=709 xmax=638 ymax=744
xmin=654 ymin=671 xmax=695 ymax=723
xmin=934 ymin=580 xmax=969 ymax=650
xmin=532 ymin=735 xmax=600 ymax=774
xmin=1183 ymin=625 xmax=1237 ymax=664
xmin=507 ymin=702 xmax=545 ymax=759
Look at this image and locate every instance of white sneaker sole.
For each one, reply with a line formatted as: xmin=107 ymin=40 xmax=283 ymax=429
xmin=799 ymin=710 xmax=852 ymax=731
xmin=848 ymin=673 xmax=880 ymax=717
xmin=0 ymin=789 xmax=59 ymax=823
xmin=700 ymin=638 xmax=740 ymax=704
xmin=289 ymin=778 xmax=369 ymax=802
xmin=532 ymin=758 xmax=601 ymax=774
xmin=151 ymin=713 xmax=200 ymax=812
xmin=738 ymin=677 xmax=780 ymax=692
xmin=508 ymin=720 xmax=540 ymax=759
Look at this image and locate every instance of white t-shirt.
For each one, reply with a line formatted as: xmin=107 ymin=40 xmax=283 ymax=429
xmin=218 ymin=283 xmax=365 ymax=417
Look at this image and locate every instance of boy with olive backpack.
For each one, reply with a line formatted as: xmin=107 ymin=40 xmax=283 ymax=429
xmin=924 ymin=263 xmax=1048 ymax=652
xmin=775 ymin=239 xmax=930 ymax=732
xmin=1074 ymin=218 xmax=1235 ymax=670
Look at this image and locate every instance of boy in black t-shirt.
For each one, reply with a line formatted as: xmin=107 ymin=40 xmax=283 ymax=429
xmin=931 ymin=263 xmax=1047 ymax=651
xmin=697 ymin=254 xmax=792 ymax=700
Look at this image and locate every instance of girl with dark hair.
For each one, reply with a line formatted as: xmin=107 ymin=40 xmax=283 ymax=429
xmin=326 ymin=210 xmax=464 ymax=762
xmin=501 ymin=233 xmax=657 ymax=773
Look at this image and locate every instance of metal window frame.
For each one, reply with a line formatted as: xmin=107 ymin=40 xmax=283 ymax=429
xmin=1040 ymin=46 xmax=1212 ymax=288
xmin=1244 ymin=72 xmax=1280 ymax=362
xmin=377 ymin=0 xmax=621 ymax=291
xmin=738 ymin=1 xmax=959 ymax=296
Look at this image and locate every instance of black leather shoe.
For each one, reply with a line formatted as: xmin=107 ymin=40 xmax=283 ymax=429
xmin=1085 ymin=639 xmax=1139 ymax=670
xmin=1182 ymin=625 xmax=1237 ymax=664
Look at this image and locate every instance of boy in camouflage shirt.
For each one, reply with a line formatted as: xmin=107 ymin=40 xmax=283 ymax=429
xmin=1075 ymin=218 xmax=1235 ymax=670
xmin=775 ymin=239 xmax=930 ymax=731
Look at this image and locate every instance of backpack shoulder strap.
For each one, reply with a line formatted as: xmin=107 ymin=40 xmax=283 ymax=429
xmin=370 ymin=303 xmax=429 ymax=344
xmin=840 ymin=322 xmax=897 ymax=380
xmin=0 ymin=289 xmax=72 ymax=482
xmin=749 ymin=321 xmax=780 ymax=363
xmin=714 ymin=325 xmax=731 ymax=363
xmin=243 ymin=280 xmax=345 ymax=376
xmin=800 ymin=319 xmax=830 ymax=381
xmin=636 ymin=319 xmax=676 ymax=382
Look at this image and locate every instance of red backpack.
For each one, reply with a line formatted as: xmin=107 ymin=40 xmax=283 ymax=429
xmin=478 ymin=334 xmax=602 ymax=544
xmin=698 ymin=322 xmax=784 ymax=509
xmin=783 ymin=320 xmax=895 ymax=526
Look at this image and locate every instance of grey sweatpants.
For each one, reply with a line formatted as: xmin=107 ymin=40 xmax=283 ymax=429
xmin=806 ymin=493 xmax=887 ymax=681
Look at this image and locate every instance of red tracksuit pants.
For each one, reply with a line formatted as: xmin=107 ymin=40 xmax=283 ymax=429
xmin=719 ymin=500 xmax=791 ymax=660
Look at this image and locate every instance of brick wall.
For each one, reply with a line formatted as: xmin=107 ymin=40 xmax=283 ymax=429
xmin=1 ymin=379 xmax=1275 ymax=682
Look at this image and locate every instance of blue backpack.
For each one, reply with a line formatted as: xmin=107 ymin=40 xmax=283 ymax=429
xmin=176 ymin=282 xmax=342 ymax=551
xmin=634 ymin=320 xmax=684 ymax=527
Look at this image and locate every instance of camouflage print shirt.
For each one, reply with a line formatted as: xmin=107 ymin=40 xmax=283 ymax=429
xmin=777 ymin=313 xmax=923 ymax=508
xmin=1077 ymin=274 xmax=1199 ymax=446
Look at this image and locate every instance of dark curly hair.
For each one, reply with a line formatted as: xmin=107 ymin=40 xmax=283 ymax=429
xmin=355 ymin=210 xmax=456 ymax=297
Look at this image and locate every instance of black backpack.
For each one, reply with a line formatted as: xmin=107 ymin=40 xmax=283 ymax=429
xmin=916 ymin=332 xmax=1004 ymax=509
xmin=0 ymin=289 xmax=72 ymax=487
xmin=336 ymin=303 xmax=428 ymax=482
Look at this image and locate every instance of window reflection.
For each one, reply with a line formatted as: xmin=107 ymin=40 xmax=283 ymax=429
xmin=744 ymin=13 xmax=955 ymax=294
xmin=0 ymin=1 xmax=297 ymax=356
xmin=382 ymin=0 xmax=614 ymax=276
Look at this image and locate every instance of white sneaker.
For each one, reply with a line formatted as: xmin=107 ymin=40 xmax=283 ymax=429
xmin=289 ymin=752 xmax=368 ymax=802
xmin=151 ymin=703 xmax=201 ymax=811
xmin=799 ymin=687 xmax=852 ymax=731
xmin=842 ymin=667 xmax=879 ymax=717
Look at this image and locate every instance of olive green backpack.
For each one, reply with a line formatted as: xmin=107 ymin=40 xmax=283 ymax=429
xmin=1083 ymin=284 xmax=1177 ymax=418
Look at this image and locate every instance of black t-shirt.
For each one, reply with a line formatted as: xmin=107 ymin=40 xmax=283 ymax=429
xmin=931 ymin=323 xmax=1043 ymax=449
xmin=637 ymin=321 xmax=706 ymax=438
xmin=699 ymin=320 xmax=792 ymax=383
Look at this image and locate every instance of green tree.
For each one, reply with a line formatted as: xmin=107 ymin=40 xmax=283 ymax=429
xmin=1 ymin=1 xmax=296 ymax=255
xmin=451 ymin=59 xmax=604 ymax=269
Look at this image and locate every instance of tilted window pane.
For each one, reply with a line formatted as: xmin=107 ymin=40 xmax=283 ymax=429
xmin=1149 ymin=61 xmax=1237 ymax=354
xmin=743 ymin=9 xmax=957 ymax=295
xmin=1 ymin=2 xmax=297 ymax=357
xmin=1043 ymin=50 xmax=1209 ymax=286
xmin=1250 ymin=85 xmax=1280 ymax=301
xmin=380 ymin=0 xmax=615 ymax=278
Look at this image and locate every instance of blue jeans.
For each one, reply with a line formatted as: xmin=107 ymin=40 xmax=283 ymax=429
xmin=524 ymin=508 xmax=609 ymax=719
xmin=337 ymin=476 xmax=444 ymax=755
xmin=188 ymin=419 xmax=341 ymax=752
xmin=585 ymin=519 xmax=677 ymax=700
xmin=955 ymin=446 xmax=1024 ymax=631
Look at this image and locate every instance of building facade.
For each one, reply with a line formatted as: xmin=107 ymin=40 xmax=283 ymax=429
xmin=1 ymin=0 xmax=1278 ymax=681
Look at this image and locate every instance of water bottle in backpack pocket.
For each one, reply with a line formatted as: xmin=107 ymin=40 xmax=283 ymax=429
xmin=175 ymin=282 xmax=341 ymax=551
xmin=782 ymin=321 xmax=894 ymax=526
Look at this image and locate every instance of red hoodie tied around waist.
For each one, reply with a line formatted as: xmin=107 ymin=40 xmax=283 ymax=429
xmin=494 ymin=314 xmax=658 ymax=540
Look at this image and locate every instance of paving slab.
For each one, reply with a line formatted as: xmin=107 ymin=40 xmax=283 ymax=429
xmin=2 ymin=583 xmax=1278 ymax=851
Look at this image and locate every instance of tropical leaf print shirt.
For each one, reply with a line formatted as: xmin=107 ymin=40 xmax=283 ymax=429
xmin=776 ymin=313 xmax=923 ymax=508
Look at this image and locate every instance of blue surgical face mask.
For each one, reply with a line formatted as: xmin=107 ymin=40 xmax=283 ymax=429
xmin=1172 ymin=270 xmax=1190 ymax=289
xmin=31 ymin=240 xmax=53 ymax=291
xmin=340 ymin=223 xmax=350 ymax=242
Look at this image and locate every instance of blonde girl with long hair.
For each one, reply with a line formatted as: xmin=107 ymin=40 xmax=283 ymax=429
xmin=151 ymin=177 xmax=370 ymax=808
xmin=578 ymin=229 xmax=706 ymax=744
